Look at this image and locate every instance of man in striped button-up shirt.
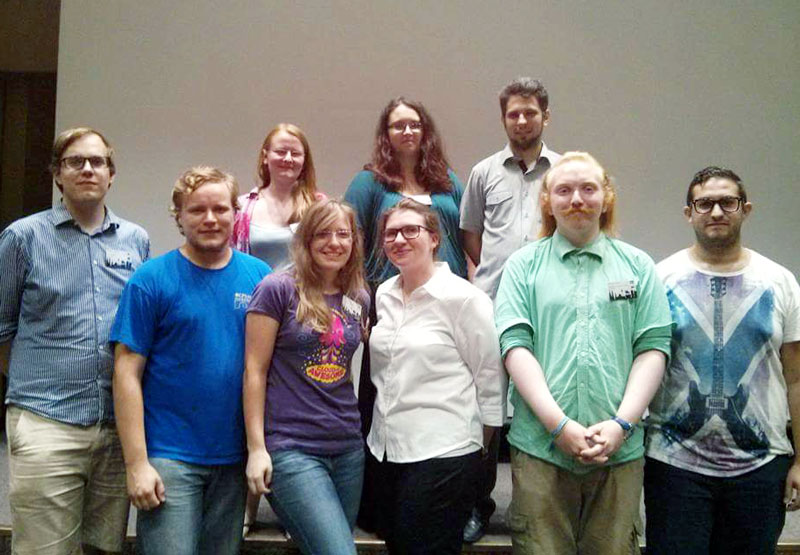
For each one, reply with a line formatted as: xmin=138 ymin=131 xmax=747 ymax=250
xmin=0 ymin=127 xmax=150 ymax=555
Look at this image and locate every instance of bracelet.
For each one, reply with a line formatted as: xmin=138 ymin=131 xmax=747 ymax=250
xmin=550 ymin=416 xmax=571 ymax=440
xmin=612 ymin=416 xmax=635 ymax=441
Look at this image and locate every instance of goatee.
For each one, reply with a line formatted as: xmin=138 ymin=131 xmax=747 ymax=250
xmin=511 ymin=136 xmax=540 ymax=152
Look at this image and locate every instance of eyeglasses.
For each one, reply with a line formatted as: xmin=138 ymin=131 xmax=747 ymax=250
xmin=387 ymin=121 xmax=423 ymax=132
xmin=690 ymin=196 xmax=743 ymax=214
xmin=383 ymin=225 xmax=431 ymax=243
xmin=60 ymin=156 xmax=111 ymax=171
xmin=312 ymin=229 xmax=353 ymax=242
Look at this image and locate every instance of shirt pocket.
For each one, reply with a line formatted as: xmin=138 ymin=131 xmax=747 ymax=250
xmin=486 ymin=188 xmax=513 ymax=206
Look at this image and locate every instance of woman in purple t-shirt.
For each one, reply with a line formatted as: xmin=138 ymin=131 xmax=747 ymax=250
xmin=243 ymin=199 xmax=369 ymax=555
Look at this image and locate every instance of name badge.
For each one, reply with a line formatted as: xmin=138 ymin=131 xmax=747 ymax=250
xmin=342 ymin=295 xmax=362 ymax=319
xmin=105 ymin=248 xmax=133 ymax=270
xmin=608 ymin=279 xmax=637 ymax=301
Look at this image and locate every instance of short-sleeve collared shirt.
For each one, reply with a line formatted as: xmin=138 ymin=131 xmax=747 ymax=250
xmin=494 ymin=232 xmax=672 ymax=473
xmin=460 ymin=143 xmax=560 ymax=299
xmin=0 ymin=203 xmax=150 ymax=425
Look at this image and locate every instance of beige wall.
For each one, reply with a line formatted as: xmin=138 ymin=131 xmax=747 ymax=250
xmin=55 ymin=1 xmax=800 ymax=276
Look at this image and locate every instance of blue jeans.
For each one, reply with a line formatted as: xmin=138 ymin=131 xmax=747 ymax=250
xmin=644 ymin=455 xmax=791 ymax=555
xmin=136 ymin=458 xmax=246 ymax=555
xmin=267 ymin=448 xmax=365 ymax=555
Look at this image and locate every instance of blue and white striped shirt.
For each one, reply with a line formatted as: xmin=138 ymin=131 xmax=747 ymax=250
xmin=0 ymin=203 xmax=150 ymax=426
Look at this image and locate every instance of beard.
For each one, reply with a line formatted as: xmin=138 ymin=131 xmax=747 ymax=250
xmin=510 ymin=135 xmax=540 ymax=152
xmin=508 ymin=125 xmax=543 ymax=152
xmin=694 ymin=224 xmax=741 ymax=253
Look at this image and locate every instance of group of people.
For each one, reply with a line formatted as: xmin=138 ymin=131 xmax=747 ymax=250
xmin=0 ymin=75 xmax=798 ymax=555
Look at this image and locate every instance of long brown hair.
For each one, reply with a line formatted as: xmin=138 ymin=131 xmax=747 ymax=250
xmin=364 ymin=97 xmax=452 ymax=193
xmin=539 ymin=151 xmax=618 ymax=238
xmin=291 ymin=199 xmax=367 ymax=333
xmin=257 ymin=123 xmax=319 ymax=224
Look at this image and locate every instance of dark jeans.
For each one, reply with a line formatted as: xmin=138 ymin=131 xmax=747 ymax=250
xmin=644 ymin=455 xmax=792 ymax=555
xmin=369 ymin=450 xmax=480 ymax=555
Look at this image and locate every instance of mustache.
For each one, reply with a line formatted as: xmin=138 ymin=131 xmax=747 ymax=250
xmin=564 ymin=207 xmax=593 ymax=216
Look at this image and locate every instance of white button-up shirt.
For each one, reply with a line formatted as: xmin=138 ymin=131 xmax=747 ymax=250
xmin=368 ymin=262 xmax=507 ymax=463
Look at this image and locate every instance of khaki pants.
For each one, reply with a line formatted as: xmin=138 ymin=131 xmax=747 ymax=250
xmin=6 ymin=406 xmax=129 ymax=555
xmin=507 ymin=447 xmax=642 ymax=555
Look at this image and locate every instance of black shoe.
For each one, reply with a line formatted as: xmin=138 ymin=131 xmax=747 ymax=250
xmin=463 ymin=512 xmax=486 ymax=543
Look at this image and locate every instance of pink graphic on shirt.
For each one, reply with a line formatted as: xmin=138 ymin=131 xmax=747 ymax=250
xmin=306 ymin=309 xmax=348 ymax=383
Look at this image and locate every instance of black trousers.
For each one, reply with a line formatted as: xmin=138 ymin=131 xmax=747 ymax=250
xmin=644 ymin=455 xmax=791 ymax=555
xmin=368 ymin=450 xmax=480 ymax=555
xmin=470 ymin=428 xmax=500 ymax=522
xmin=356 ymin=284 xmax=379 ymax=532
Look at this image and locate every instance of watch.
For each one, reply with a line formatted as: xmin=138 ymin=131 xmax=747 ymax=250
xmin=612 ymin=416 xmax=634 ymax=441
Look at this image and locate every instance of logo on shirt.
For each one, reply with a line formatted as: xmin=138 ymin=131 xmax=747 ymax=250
xmin=234 ymin=292 xmax=252 ymax=310
xmin=305 ymin=309 xmax=348 ymax=384
xmin=105 ymin=249 xmax=133 ymax=270
xmin=608 ymin=279 xmax=637 ymax=301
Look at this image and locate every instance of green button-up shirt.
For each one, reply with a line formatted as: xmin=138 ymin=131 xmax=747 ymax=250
xmin=494 ymin=232 xmax=672 ymax=473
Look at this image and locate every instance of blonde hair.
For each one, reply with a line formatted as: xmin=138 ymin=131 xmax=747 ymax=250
xmin=50 ymin=127 xmax=116 ymax=192
xmin=170 ymin=166 xmax=240 ymax=234
xmin=291 ymin=199 xmax=366 ymax=333
xmin=539 ymin=151 xmax=618 ymax=238
xmin=257 ymin=123 xmax=319 ymax=224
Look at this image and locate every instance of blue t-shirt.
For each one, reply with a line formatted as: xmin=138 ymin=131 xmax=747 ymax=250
xmin=343 ymin=169 xmax=466 ymax=285
xmin=111 ymin=249 xmax=271 ymax=465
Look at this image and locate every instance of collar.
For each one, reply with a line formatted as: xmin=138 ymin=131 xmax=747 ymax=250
xmin=384 ymin=261 xmax=453 ymax=301
xmin=50 ymin=201 xmax=119 ymax=232
xmin=552 ymin=230 xmax=606 ymax=261
xmin=501 ymin=142 xmax=558 ymax=168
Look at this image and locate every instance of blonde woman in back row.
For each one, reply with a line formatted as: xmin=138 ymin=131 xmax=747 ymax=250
xmin=232 ymin=122 xmax=326 ymax=272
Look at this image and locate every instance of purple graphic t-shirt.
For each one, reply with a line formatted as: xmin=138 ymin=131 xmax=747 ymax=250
xmin=247 ymin=271 xmax=367 ymax=455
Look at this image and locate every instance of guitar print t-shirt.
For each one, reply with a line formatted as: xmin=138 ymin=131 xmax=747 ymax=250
xmin=646 ymin=249 xmax=800 ymax=476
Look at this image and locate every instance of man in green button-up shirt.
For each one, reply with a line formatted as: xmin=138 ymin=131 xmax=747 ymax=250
xmin=494 ymin=151 xmax=672 ymax=554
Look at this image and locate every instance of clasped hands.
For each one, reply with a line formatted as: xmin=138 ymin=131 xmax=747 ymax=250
xmin=553 ymin=418 xmax=626 ymax=464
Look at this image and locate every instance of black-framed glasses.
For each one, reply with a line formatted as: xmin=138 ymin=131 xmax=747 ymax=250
xmin=60 ymin=155 xmax=110 ymax=171
xmin=312 ymin=229 xmax=353 ymax=242
xmin=690 ymin=196 xmax=743 ymax=214
xmin=387 ymin=121 xmax=423 ymax=132
xmin=383 ymin=225 xmax=431 ymax=243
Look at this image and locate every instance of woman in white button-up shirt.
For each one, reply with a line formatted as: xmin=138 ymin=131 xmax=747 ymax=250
xmin=367 ymin=198 xmax=507 ymax=554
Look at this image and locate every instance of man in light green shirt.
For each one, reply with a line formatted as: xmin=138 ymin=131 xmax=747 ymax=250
xmin=494 ymin=152 xmax=672 ymax=554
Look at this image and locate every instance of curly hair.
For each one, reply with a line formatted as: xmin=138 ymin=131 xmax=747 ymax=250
xmin=364 ymin=97 xmax=452 ymax=193
xmin=290 ymin=199 xmax=367 ymax=333
xmin=170 ymin=166 xmax=240 ymax=235
xmin=257 ymin=123 xmax=319 ymax=224
xmin=686 ymin=166 xmax=746 ymax=206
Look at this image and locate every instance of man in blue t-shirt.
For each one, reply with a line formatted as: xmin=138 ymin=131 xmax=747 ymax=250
xmin=111 ymin=166 xmax=270 ymax=555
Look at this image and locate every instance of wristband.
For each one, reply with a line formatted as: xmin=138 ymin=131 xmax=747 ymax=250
xmin=550 ymin=416 xmax=571 ymax=440
xmin=612 ymin=416 xmax=634 ymax=441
